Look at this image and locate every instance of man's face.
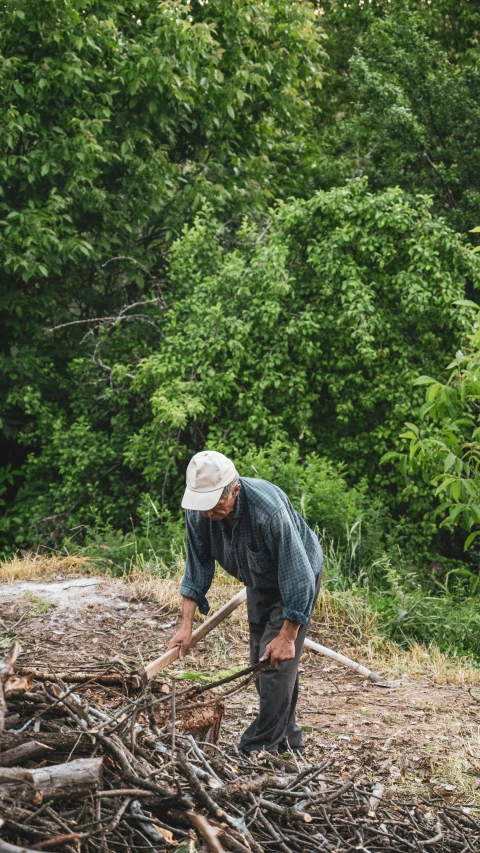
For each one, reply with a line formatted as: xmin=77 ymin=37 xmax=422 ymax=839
xmin=203 ymin=484 xmax=241 ymax=521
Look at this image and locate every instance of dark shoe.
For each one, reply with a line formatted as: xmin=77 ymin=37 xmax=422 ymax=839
xmin=278 ymin=739 xmax=304 ymax=754
xmin=240 ymin=747 xmax=278 ymax=758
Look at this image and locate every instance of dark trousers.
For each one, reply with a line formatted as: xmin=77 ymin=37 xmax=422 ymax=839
xmin=239 ymin=572 xmax=321 ymax=754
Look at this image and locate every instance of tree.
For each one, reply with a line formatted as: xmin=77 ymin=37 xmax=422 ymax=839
xmin=7 ymin=181 xmax=479 ymax=549
xmin=0 ymin=0 xmax=327 ymax=537
xmin=386 ymin=296 xmax=480 ymax=554
xmin=316 ymin=0 xmax=480 ymax=233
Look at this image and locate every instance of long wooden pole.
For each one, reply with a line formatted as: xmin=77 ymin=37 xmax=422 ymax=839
xmin=141 ymin=587 xmax=247 ymax=682
xmin=303 ymin=638 xmax=382 ymax=682
xmin=141 ymin=586 xmax=383 ymax=684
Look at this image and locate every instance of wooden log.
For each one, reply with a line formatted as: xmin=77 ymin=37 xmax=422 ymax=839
xmin=0 ymin=643 xmax=20 ymax=735
xmin=141 ymin=587 xmax=248 ymax=682
xmin=0 ymin=756 xmax=103 ymax=804
xmin=0 ymin=741 xmax=54 ymax=767
xmin=0 ymin=732 xmax=92 ymax=755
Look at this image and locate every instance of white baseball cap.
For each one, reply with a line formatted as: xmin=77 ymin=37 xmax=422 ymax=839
xmin=181 ymin=451 xmax=238 ymax=511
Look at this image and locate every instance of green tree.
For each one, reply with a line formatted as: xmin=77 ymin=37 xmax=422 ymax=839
xmin=316 ymin=0 xmax=480 ymax=233
xmin=0 ymin=0 xmax=326 ymax=526
xmin=386 ymin=296 xmax=480 ymax=554
xmin=8 ymin=182 xmax=479 ymax=549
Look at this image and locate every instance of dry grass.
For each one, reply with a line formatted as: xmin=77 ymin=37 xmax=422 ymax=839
xmin=314 ymin=587 xmax=380 ymax=644
xmin=2 ymin=553 xmax=480 ymax=685
xmin=0 ymin=552 xmax=97 ymax=583
xmin=311 ymin=585 xmax=480 ymax=685
xmin=125 ymin=566 xmax=248 ymax=628
xmin=367 ymin=640 xmax=480 ymax=686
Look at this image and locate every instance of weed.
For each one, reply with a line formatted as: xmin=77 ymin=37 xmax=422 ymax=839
xmin=23 ymin=591 xmax=56 ymax=615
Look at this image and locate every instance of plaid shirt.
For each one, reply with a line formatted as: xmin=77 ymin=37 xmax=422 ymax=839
xmin=180 ymin=477 xmax=323 ymax=624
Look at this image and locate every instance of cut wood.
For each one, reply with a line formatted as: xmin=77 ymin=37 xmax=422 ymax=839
xmin=0 ymin=741 xmax=53 ymax=767
xmin=16 ymin=668 xmax=142 ymax=689
xmin=0 ymin=757 xmax=103 ymax=804
xmin=141 ymin=586 xmax=384 ymax=683
xmin=0 ymin=643 xmax=20 ymax=734
xmin=0 ymin=732 xmax=93 ymax=755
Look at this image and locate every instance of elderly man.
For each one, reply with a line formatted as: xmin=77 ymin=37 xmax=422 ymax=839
xmin=168 ymin=450 xmax=323 ymax=755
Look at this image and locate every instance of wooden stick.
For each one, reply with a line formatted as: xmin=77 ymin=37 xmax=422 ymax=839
xmin=303 ymin=638 xmax=382 ymax=683
xmin=141 ymin=586 xmax=383 ymax=684
xmin=188 ymin=812 xmax=226 ymax=853
xmin=141 ymin=587 xmax=247 ymax=681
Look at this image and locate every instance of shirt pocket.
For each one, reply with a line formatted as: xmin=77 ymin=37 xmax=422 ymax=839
xmin=246 ymin=544 xmax=276 ymax=580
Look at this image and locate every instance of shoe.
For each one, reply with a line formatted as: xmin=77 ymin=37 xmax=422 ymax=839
xmin=240 ymin=747 xmax=278 ymax=758
xmin=278 ymin=740 xmax=304 ymax=754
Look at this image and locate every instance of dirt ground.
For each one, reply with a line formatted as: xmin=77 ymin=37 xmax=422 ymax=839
xmin=2 ymin=572 xmax=480 ymax=805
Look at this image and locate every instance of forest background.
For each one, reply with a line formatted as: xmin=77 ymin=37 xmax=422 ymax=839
xmin=2 ymin=0 xmax=480 ymax=658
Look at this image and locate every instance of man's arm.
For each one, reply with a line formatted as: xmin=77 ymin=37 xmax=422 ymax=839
xmin=262 ymin=507 xmax=319 ymax=666
xmin=167 ymin=596 xmax=197 ymax=658
xmin=168 ymin=512 xmax=215 ymax=658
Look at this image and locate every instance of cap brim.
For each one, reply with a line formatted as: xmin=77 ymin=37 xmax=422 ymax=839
xmin=181 ymin=485 xmax=224 ymax=511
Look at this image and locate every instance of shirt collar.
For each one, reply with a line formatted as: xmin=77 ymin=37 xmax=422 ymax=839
xmin=232 ymin=479 xmax=245 ymax=527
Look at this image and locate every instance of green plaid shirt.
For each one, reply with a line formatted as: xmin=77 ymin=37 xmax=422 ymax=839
xmin=180 ymin=477 xmax=323 ymax=624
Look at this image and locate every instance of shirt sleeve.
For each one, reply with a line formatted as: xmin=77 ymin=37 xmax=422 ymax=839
xmin=179 ymin=511 xmax=215 ymax=615
xmin=266 ymin=507 xmax=317 ymax=624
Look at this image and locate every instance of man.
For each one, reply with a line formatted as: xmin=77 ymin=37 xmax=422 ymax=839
xmin=168 ymin=450 xmax=323 ymax=755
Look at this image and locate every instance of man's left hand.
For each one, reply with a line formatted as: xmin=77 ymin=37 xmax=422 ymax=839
xmin=262 ymin=635 xmax=296 ymax=668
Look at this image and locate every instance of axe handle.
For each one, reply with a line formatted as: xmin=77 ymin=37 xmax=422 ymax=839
xmin=143 ymin=587 xmax=247 ymax=681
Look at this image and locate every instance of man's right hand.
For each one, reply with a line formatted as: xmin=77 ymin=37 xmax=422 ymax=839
xmin=167 ymin=624 xmax=193 ymax=659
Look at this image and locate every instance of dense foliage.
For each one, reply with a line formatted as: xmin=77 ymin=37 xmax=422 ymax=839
xmin=3 ymin=0 xmax=480 ymax=655
xmin=4 ymin=181 xmax=479 ymax=551
xmin=318 ymin=0 xmax=480 ymax=234
xmin=389 ymin=298 xmax=480 ymax=559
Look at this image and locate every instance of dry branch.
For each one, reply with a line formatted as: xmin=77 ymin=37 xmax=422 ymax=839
xmin=0 ymin=640 xmax=478 ymax=853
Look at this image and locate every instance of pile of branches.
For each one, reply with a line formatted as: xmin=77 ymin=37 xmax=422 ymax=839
xmin=1 ymin=643 xmax=479 ymax=853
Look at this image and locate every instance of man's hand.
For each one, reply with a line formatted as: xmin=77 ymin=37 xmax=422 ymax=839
xmin=262 ymin=634 xmax=296 ymax=668
xmin=167 ymin=624 xmax=193 ymax=659
xmin=261 ymin=619 xmax=300 ymax=667
xmin=167 ymin=596 xmax=197 ymax=659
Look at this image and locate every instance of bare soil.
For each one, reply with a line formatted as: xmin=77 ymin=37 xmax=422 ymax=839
xmin=2 ymin=574 xmax=480 ymax=803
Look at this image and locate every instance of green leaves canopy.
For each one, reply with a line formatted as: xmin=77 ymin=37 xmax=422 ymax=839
xmin=9 ymin=182 xmax=479 ymax=547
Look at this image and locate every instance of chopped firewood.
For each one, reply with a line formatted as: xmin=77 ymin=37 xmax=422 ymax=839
xmin=0 ymin=644 xmax=479 ymax=852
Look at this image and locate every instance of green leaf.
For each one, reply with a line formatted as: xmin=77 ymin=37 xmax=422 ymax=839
xmin=380 ymin=451 xmax=399 ymax=464
xmin=444 ymin=452 xmax=456 ymax=472
xmin=413 ymin=376 xmax=437 ymax=386
xmin=464 ymin=531 xmax=480 ymax=550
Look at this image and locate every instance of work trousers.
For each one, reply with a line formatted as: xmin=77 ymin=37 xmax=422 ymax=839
xmin=239 ymin=571 xmax=321 ymax=754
